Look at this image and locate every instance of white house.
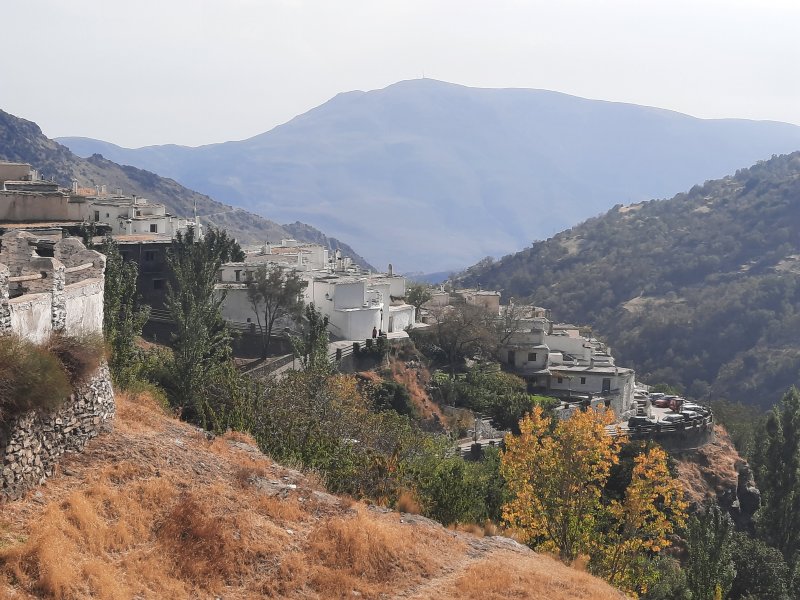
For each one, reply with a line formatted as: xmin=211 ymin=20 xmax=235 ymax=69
xmin=498 ymin=307 xmax=638 ymax=418
xmin=301 ymin=272 xmax=415 ymax=340
xmin=216 ymin=243 xmax=415 ymax=343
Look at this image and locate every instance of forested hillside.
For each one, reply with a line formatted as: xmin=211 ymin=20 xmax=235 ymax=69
xmin=458 ymin=152 xmax=800 ymax=408
xmin=0 ymin=109 xmax=372 ymax=268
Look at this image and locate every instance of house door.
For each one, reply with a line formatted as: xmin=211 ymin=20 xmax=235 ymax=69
xmin=602 ymin=378 xmax=611 ymax=394
xmin=388 ymin=316 xmax=394 ymax=333
xmin=507 ymin=350 xmax=515 ymax=365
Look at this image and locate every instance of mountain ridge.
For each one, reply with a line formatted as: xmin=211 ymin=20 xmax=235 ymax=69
xmin=0 ymin=109 xmax=373 ymax=269
xmin=58 ymin=78 xmax=800 ymax=272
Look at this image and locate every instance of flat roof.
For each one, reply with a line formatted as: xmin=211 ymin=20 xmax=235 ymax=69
xmin=113 ymin=234 xmax=174 ymax=244
xmin=549 ymin=365 xmax=633 ymax=375
xmin=0 ymin=221 xmax=85 ymax=228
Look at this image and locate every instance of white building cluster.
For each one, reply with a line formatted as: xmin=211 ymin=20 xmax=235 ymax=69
xmin=497 ymin=305 xmax=639 ymax=419
xmin=217 ymin=239 xmax=415 ymax=341
xmin=0 ymin=161 xmax=198 ymax=240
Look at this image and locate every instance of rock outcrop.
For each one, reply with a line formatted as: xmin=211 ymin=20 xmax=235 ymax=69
xmin=674 ymin=424 xmax=760 ymax=530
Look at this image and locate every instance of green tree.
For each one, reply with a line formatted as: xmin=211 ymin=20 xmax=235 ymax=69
xmin=642 ymin=557 xmax=691 ymax=600
xmin=684 ymin=503 xmax=735 ymax=600
xmin=202 ymin=226 xmax=245 ymax=262
xmin=166 ymin=226 xmax=233 ymax=427
xmin=430 ymin=303 xmax=496 ymax=376
xmin=292 ymin=303 xmax=330 ymax=371
xmin=101 ymin=236 xmax=150 ymax=386
xmin=406 ymin=283 xmax=432 ymax=321
xmin=729 ymin=532 xmax=791 ymax=600
xmin=246 ymin=264 xmax=306 ymax=357
xmin=751 ymin=387 xmax=800 ymax=560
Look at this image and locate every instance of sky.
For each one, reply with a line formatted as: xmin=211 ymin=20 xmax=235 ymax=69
xmin=3 ymin=0 xmax=799 ymax=148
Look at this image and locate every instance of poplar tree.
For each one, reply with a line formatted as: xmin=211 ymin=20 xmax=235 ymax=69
xmin=684 ymin=503 xmax=735 ymax=600
xmin=751 ymin=387 xmax=800 ymax=561
xmin=101 ymin=236 xmax=150 ymax=386
xmin=166 ymin=226 xmax=236 ymax=427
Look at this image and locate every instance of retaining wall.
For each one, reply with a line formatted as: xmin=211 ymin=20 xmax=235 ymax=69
xmin=0 ymin=365 xmax=115 ymax=501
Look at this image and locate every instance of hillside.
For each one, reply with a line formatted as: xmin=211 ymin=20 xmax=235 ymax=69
xmin=0 ymin=391 xmax=624 ymax=600
xmin=59 ymin=78 xmax=800 ymax=272
xmin=0 ymin=109 xmax=372 ymax=269
xmin=457 ymin=152 xmax=800 ymax=409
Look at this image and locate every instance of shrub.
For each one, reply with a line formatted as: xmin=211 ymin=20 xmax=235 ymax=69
xmin=45 ymin=332 xmax=105 ymax=385
xmin=0 ymin=336 xmax=71 ymax=422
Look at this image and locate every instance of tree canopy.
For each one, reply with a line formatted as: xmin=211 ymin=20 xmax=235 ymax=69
xmin=246 ymin=264 xmax=306 ymax=357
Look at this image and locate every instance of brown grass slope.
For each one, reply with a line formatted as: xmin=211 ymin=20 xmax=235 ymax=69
xmin=0 ymin=391 xmax=624 ymax=600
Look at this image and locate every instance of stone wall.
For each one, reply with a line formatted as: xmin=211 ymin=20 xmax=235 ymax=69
xmin=0 ymin=365 xmax=115 ymax=501
xmin=0 ymin=231 xmax=105 ymax=341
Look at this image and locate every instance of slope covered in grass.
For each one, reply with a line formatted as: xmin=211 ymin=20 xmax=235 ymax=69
xmin=0 ymin=391 xmax=624 ymax=600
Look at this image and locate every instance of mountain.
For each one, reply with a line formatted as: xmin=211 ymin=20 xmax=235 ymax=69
xmin=59 ymin=78 xmax=800 ymax=273
xmin=456 ymin=152 xmax=800 ymax=408
xmin=0 ymin=110 xmax=372 ymax=269
xmin=0 ymin=391 xmax=625 ymax=599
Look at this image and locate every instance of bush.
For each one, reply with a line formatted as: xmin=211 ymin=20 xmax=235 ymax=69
xmin=45 ymin=333 xmax=105 ymax=385
xmin=0 ymin=336 xmax=71 ymax=422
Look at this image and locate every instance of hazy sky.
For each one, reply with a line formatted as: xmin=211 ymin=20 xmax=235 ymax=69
xmin=3 ymin=0 xmax=799 ymax=148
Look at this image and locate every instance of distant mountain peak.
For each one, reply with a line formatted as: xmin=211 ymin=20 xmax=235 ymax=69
xmin=57 ymin=81 xmax=800 ymax=272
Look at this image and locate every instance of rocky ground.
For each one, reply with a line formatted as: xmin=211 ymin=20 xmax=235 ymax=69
xmin=0 ymin=390 xmax=625 ymax=600
xmin=673 ymin=424 xmax=761 ymax=530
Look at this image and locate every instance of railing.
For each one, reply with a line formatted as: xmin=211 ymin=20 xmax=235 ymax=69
xmin=239 ymin=353 xmax=296 ymax=377
xmin=8 ymin=273 xmax=44 ymax=283
xmin=64 ymin=262 xmax=93 ymax=274
xmin=613 ymin=411 xmax=714 ymax=439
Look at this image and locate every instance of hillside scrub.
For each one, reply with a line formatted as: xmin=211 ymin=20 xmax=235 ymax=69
xmin=0 ymin=389 xmax=627 ymax=600
xmin=459 ymin=152 xmax=800 ymax=408
xmin=0 ymin=334 xmax=106 ymax=423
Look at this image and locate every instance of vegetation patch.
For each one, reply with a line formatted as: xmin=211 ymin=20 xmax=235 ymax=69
xmin=0 ymin=336 xmax=72 ymax=423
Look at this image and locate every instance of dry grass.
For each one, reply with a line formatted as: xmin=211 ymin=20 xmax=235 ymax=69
xmin=387 ymin=356 xmax=445 ymax=423
xmin=396 ymin=489 xmax=422 ymax=514
xmin=450 ymin=554 xmax=626 ymax=600
xmin=45 ymin=333 xmax=104 ymax=386
xmin=308 ymin=509 xmax=453 ymax=598
xmin=0 ymin=384 xmax=628 ymax=600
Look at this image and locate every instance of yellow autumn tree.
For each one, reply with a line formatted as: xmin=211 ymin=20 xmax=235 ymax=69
xmin=501 ymin=408 xmax=688 ymax=596
xmin=500 ymin=405 xmax=621 ymax=563
xmin=592 ymin=446 xmax=688 ymax=595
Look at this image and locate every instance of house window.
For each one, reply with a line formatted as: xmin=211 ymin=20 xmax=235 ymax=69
xmin=93 ymin=210 xmax=100 ymax=221
xmin=235 ymin=270 xmax=242 ymax=282
xmin=527 ymin=352 xmax=537 ymax=362
xmin=105 ymin=213 xmax=110 ymax=218
xmin=153 ymin=279 xmax=164 ymax=290
xmin=149 ymin=224 xmax=158 ymax=233
xmin=144 ymin=250 xmax=156 ymax=261
xmin=580 ymin=377 xmax=586 ymax=385
xmin=557 ymin=377 xmax=563 ymax=384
